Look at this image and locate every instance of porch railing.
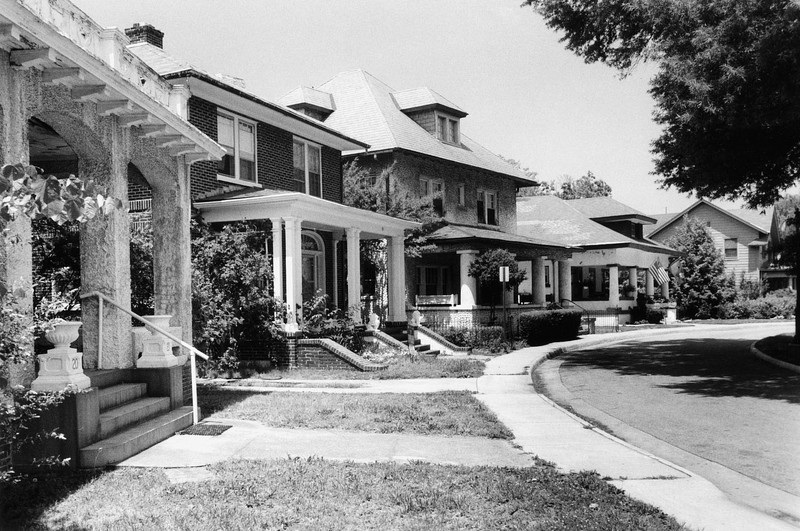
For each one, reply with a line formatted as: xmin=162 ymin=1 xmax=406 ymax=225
xmin=79 ymin=291 xmax=208 ymax=425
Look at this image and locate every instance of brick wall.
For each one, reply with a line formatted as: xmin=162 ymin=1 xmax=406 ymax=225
xmin=127 ymin=162 xmax=153 ymax=202
xmin=347 ymin=151 xmax=518 ymax=232
xmin=295 ymin=338 xmax=386 ymax=371
xmin=405 ymin=109 xmax=436 ymax=135
xmin=257 ymin=121 xmax=293 ymax=190
xmin=322 ymin=146 xmax=343 ymax=203
xmin=187 ymin=97 xmax=222 ymax=200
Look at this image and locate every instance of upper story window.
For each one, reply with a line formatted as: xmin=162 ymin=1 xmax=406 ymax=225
xmin=477 ymin=189 xmax=498 ymax=225
xmin=420 ymin=177 xmax=444 ymax=215
xmin=436 ymin=113 xmax=460 ymax=145
xmin=458 ymin=183 xmax=465 ymax=206
xmin=724 ymin=238 xmax=738 ymax=259
xmin=293 ymin=138 xmax=322 ymax=197
xmin=217 ymin=111 xmax=256 ymax=184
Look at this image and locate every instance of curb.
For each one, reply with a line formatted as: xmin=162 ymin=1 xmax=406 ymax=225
xmin=750 ymin=341 xmax=800 ymax=375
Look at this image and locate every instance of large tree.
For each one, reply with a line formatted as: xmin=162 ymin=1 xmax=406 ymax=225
xmin=556 ymin=171 xmax=612 ymax=199
xmin=525 ymin=0 xmax=800 ymax=209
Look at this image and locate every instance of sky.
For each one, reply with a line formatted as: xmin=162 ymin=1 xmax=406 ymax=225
xmin=76 ymin=0 xmax=755 ymax=215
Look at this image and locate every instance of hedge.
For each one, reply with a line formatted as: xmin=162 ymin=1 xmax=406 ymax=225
xmin=519 ymin=310 xmax=583 ymax=345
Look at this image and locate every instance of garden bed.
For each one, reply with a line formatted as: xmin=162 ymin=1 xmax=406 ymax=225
xmin=198 ymin=389 xmax=511 ymax=439
xmin=3 ymin=459 xmax=684 ymax=530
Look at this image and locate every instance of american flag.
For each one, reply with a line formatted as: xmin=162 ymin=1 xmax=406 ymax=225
xmin=648 ymin=261 xmax=670 ymax=286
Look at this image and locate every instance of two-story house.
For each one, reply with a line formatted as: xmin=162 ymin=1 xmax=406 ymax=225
xmin=646 ymin=199 xmax=795 ymax=289
xmin=125 ymin=29 xmax=417 ymax=330
xmin=279 ymin=71 xmax=573 ymax=323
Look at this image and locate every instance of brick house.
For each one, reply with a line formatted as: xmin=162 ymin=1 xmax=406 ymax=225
xmin=126 ymin=30 xmax=417 ymax=330
xmin=646 ymin=199 xmax=796 ymax=290
xmin=279 ymin=71 xmax=573 ymax=324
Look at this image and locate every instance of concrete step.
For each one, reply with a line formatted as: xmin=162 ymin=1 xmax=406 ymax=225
xmin=415 ymin=343 xmax=431 ymax=352
xmin=99 ymin=397 xmax=171 ymax=439
xmin=86 ymin=369 xmax=134 ymax=389
xmin=99 ymin=383 xmax=147 ymax=412
xmin=80 ymin=407 xmax=193 ymax=468
xmin=420 ymin=350 xmax=440 ymax=358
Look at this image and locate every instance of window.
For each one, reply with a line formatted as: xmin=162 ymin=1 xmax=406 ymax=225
xmin=293 ymin=139 xmax=322 ymax=197
xmin=477 ymin=189 xmax=498 ymax=225
xmin=416 ymin=266 xmax=450 ymax=296
xmin=420 ymin=177 xmax=444 ymax=215
xmin=217 ymin=112 xmax=256 ymax=183
xmin=458 ymin=183 xmax=465 ymax=206
xmin=301 ymin=232 xmax=325 ymax=301
xmin=435 ymin=113 xmax=460 ymax=144
xmin=724 ymin=238 xmax=738 ymax=259
xmin=544 ymin=265 xmax=551 ymax=288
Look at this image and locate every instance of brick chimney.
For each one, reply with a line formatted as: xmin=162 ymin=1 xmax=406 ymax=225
xmin=124 ymin=23 xmax=164 ymax=49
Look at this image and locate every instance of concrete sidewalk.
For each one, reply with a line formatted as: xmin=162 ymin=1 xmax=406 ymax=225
xmin=120 ymin=322 xmax=798 ymax=531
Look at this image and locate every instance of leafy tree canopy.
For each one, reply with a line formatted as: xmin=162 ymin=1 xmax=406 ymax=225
xmin=468 ymin=249 xmax=527 ymax=308
xmin=556 ymin=171 xmax=612 ymax=199
xmin=525 ymin=0 xmax=800 ymax=208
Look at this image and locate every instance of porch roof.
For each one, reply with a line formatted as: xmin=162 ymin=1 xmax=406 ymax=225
xmin=426 ymin=223 xmax=578 ymax=259
xmin=195 ymin=189 xmax=419 ymax=238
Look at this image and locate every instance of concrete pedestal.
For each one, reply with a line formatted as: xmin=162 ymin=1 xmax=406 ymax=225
xmin=31 ymin=347 xmax=91 ymax=391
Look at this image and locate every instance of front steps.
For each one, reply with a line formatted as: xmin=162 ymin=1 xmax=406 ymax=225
xmin=79 ymin=370 xmax=193 ymax=468
xmin=380 ymin=325 xmax=441 ymax=358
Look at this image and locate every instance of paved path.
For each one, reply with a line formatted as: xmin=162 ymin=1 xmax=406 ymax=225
xmin=536 ymin=323 xmax=800 ymax=526
xmin=120 ymin=323 xmax=799 ymax=531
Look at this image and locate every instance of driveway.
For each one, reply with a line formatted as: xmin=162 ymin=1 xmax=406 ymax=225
xmin=535 ymin=324 xmax=800 ymax=512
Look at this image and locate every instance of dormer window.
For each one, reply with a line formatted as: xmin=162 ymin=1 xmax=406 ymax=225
xmin=436 ymin=112 xmax=459 ymax=144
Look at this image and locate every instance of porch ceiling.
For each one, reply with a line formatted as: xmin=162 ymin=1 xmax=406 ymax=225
xmin=195 ymin=190 xmax=420 ymax=239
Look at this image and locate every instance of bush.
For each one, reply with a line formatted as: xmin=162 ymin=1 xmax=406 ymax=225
xmin=439 ymin=325 xmax=507 ymax=353
xmin=718 ymin=293 xmax=796 ymax=319
xmin=646 ymin=308 xmax=666 ymax=324
xmin=519 ymin=310 xmax=582 ymax=345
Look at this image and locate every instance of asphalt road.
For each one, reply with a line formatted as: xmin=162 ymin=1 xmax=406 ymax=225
xmin=546 ymin=325 xmax=800 ymax=498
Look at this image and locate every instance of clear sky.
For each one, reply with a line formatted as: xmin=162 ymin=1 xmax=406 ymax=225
xmin=76 ymin=0 xmax=753 ymax=215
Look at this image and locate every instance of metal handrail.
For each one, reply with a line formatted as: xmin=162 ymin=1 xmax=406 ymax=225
xmin=79 ymin=291 xmax=207 ymax=424
xmin=560 ymin=298 xmax=595 ymax=334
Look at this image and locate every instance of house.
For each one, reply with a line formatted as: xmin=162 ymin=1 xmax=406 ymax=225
xmin=279 ymin=71 xmax=574 ymax=325
xmin=645 ymin=199 xmax=796 ymax=290
xmin=124 ymin=29 xmax=418 ymax=334
xmin=516 ymin=196 xmax=678 ymax=320
xmin=1 ymin=0 xmax=226 ymax=468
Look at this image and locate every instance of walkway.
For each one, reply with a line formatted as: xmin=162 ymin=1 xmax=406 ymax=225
xmin=119 ymin=322 xmax=799 ymax=531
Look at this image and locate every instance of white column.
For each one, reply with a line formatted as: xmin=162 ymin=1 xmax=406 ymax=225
xmin=283 ymin=217 xmax=300 ymax=331
xmin=387 ymin=235 xmax=406 ymax=323
xmin=270 ymin=218 xmax=283 ymax=301
xmin=457 ymin=250 xmax=478 ymax=308
xmin=346 ymin=227 xmax=361 ymax=322
xmin=532 ymin=256 xmax=546 ymax=306
xmin=661 ymin=277 xmax=670 ymax=299
xmin=645 ymin=270 xmax=655 ymax=297
xmin=558 ymin=259 xmax=572 ymax=306
xmin=628 ymin=267 xmax=638 ymax=292
xmin=332 ymin=231 xmax=342 ymax=308
xmin=608 ymin=264 xmax=620 ymax=307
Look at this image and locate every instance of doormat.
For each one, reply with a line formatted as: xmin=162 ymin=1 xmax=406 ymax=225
xmin=180 ymin=423 xmax=232 ymax=436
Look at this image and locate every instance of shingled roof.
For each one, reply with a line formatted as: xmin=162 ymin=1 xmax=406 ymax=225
xmin=279 ymin=70 xmax=533 ymax=185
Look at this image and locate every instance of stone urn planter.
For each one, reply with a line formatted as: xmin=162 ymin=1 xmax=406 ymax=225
xmin=32 ymin=321 xmax=90 ymax=392
xmin=142 ymin=314 xmax=173 ymax=336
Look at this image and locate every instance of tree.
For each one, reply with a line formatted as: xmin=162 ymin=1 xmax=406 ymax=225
xmin=496 ymin=155 xmax=555 ymax=197
xmin=556 ymin=171 xmax=612 ymax=199
xmin=468 ymin=249 xmax=527 ymax=311
xmin=666 ymin=217 xmax=735 ymax=319
xmin=524 ymin=0 xmax=800 ymax=209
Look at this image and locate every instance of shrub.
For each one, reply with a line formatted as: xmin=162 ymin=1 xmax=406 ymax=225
xmin=439 ymin=325 xmax=507 ymax=353
xmin=718 ymin=293 xmax=796 ymax=319
xmin=646 ymin=308 xmax=666 ymax=324
xmin=519 ymin=310 xmax=582 ymax=345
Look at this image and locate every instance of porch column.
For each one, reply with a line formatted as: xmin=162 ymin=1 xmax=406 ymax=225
xmin=151 ymin=162 xmax=192 ymax=346
xmin=346 ymin=227 xmax=362 ymax=322
xmin=558 ymin=259 xmax=572 ymax=306
xmin=270 ymin=218 xmax=283 ymax=301
xmin=628 ymin=267 xmax=638 ymax=292
xmin=80 ymin=157 xmax=132 ymax=369
xmin=283 ymin=216 xmax=301 ymax=331
xmin=387 ymin=235 xmax=407 ymax=323
xmin=608 ymin=264 xmax=620 ymax=307
xmin=457 ymin=250 xmax=478 ymax=308
xmin=645 ymin=269 xmax=655 ymax=297
xmin=532 ymin=256 xmax=546 ymax=306
xmin=331 ymin=231 xmax=342 ymax=308
xmin=661 ymin=276 xmax=670 ymax=299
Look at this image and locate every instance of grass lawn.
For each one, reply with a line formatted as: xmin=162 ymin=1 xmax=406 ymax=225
xmin=3 ymin=459 xmax=685 ymax=530
xmin=199 ymin=389 xmax=512 ymax=439
xmin=755 ymin=333 xmax=799 ymax=366
xmin=241 ymin=357 xmax=485 ymax=380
